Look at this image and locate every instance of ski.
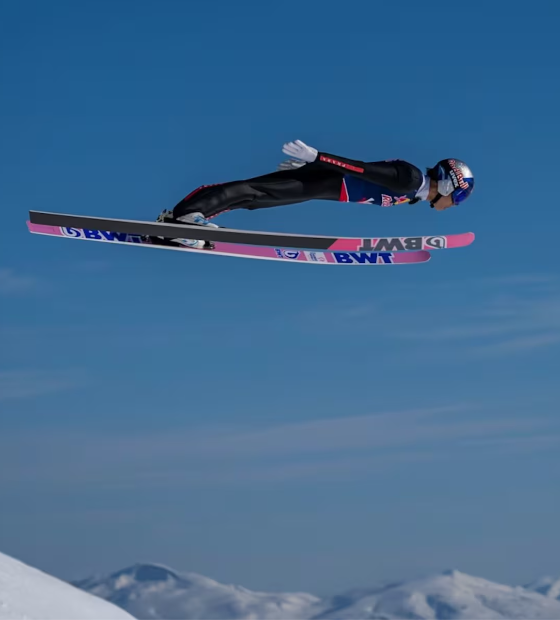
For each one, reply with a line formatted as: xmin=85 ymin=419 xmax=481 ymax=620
xmin=28 ymin=210 xmax=474 ymax=252
xmin=27 ymin=222 xmax=431 ymax=265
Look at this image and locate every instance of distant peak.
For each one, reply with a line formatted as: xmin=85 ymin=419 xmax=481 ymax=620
xmin=441 ymin=569 xmax=461 ymax=578
xmin=117 ymin=563 xmax=179 ymax=583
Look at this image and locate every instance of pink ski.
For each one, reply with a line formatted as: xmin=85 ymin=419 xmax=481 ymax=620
xmin=28 ymin=211 xmax=474 ymax=252
xmin=27 ymin=222 xmax=431 ymax=265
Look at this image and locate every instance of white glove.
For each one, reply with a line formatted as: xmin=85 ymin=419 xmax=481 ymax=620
xmin=277 ymin=158 xmax=307 ymax=171
xmin=282 ymin=139 xmax=318 ymax=163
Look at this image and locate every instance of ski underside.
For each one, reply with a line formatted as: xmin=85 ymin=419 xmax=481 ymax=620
xmin=27 ymin=211 xmax=475 ymax=266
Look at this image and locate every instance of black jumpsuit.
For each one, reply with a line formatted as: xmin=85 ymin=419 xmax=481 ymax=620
xmin=172 ymin=152 xmax=425 ymax=221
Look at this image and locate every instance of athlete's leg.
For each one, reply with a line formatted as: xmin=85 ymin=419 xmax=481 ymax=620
xmin=172 ymin=165 xmax=343 ymax=220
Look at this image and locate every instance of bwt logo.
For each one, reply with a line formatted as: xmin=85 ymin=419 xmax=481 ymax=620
xmin=334 ymin=252 xmax=394 ymax=264
xmin=424 ymin=236 xmax=447 ymax=249
xmin=274 ymin=249 xmax=300 ymax=260
xmin=359 ymin=236 xmax=447 ymax=251
xmin=61 ymin=228 xmax=144 ymax=243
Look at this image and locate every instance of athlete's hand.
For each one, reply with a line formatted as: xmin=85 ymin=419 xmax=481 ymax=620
xmin=277 ymin=158 xmax=307 ymax=171
xmin=282 ymin=139 xmax=318 ymax=163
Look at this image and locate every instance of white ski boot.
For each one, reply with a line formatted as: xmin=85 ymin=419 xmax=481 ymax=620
xmin=156 ymin=210 xmax=218 ymax=250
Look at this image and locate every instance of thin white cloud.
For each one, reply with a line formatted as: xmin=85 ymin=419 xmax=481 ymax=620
xmin=406 ymin=294 xmax=560 ymax=354
xmin=0 ymin=369 xmax=88 ymax=401
xmin=476 ymin=273 xmax=558 ymax=287
xmin=131 ymin=449 xmax=442 ymax=487
xmin=474 ymin=333 xmax=560 ymax=356
xmin=465 ymin=434 xmax=560 ymax=450
xmin=0 ymin=269 xmax=38 ymax=295
xmin=305 ymin=276 xmax=560 ymax=358
xmin=72 ymin=260 xmax=110 ymax=273
xmin=69 ymin=404 xmax=473 ymax=464
xmin=0 ymin=403 xmax=553 ymax=489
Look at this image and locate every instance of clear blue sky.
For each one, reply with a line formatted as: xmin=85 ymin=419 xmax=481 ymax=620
xmin=1 ymin=0 xmax=559 ymax=596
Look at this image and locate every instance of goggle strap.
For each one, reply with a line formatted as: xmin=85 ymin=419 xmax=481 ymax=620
xmin=430 ymin=193 xmax=442 ymax=208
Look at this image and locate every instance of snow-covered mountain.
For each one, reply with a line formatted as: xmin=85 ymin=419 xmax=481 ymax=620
xmin=0 ymin=550 xmax=134 ymax=620
xmin=9 ymin=551 xmax=560 ymax=620
xmin=74 ymin=563 xmax=319 ymax=619
xmin=314 ymin=570 xmax=560 ymax=619
xmin=75 ymin=563 xmax=560 ymax=620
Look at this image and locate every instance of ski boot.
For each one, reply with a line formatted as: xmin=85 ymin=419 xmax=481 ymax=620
xmin=155 ymin=210 xmax=217 ymax=250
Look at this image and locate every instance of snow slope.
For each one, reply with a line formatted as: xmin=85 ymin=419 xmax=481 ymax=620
xmin=76 ymin=564 xmax=560 ymax=620
xmin=0 ymin=551 xmax=134 ymax=620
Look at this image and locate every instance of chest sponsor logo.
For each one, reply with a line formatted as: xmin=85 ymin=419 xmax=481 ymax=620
xmin=380 ymin=194 xmax=411 ymax=207
xmin=394 ymin=195 xmax=411 ymax=205
xmin=381 ymin=194 xmax=393 ymax=207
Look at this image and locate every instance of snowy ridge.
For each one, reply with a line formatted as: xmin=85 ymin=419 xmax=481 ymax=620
xmin=313 ymin=570 xmax=560 ymax=619
xmin=74 ymin=563 xmax=319 ymax=620
xmin=0 ymin=550 xmax=134 ymax=620
xmin=75 ymin=563 xmax=560 ymax=620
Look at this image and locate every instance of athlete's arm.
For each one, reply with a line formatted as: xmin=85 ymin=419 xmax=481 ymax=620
xmin=315 ymin=153 xmax=424 ymax=193
xmin=281 ymin=140 xmax=423 ymax=193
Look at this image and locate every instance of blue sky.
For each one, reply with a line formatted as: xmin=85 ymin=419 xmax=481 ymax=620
xmin=1 ymin=0 xmax=560 ymax=596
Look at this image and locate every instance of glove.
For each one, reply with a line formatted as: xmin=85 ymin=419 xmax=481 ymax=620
xmin=277 ymin=158 xmax=307 ymax=171
xmin=282 ymin=139 xmax=318 ymax=163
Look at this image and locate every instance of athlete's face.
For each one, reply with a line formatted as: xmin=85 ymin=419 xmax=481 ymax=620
xmin=428 ymin=180 xmax=455 ymax=211
xmin=432 ymin=194 xmax=455 ymax=211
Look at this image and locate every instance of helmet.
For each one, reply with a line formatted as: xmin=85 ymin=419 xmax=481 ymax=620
xmin=428 ymin=159 xmax=474 ymax=207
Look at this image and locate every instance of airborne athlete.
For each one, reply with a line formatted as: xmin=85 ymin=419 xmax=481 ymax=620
xmin=156 ymin=140 xmax=475 ymax=249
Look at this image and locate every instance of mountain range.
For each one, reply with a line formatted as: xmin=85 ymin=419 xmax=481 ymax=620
xmin=3 ymin=548 xmax=560 ymax=620
xmin=74 ymin=562 xmax=560 ymax=620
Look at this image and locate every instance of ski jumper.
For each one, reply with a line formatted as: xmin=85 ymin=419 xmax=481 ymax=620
xmin=172 ymin=153 xmax=426 ymax=221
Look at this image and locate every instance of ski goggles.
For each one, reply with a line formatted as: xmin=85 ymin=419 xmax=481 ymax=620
xmin=437 ymin=178 xmax=472 ymax=205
